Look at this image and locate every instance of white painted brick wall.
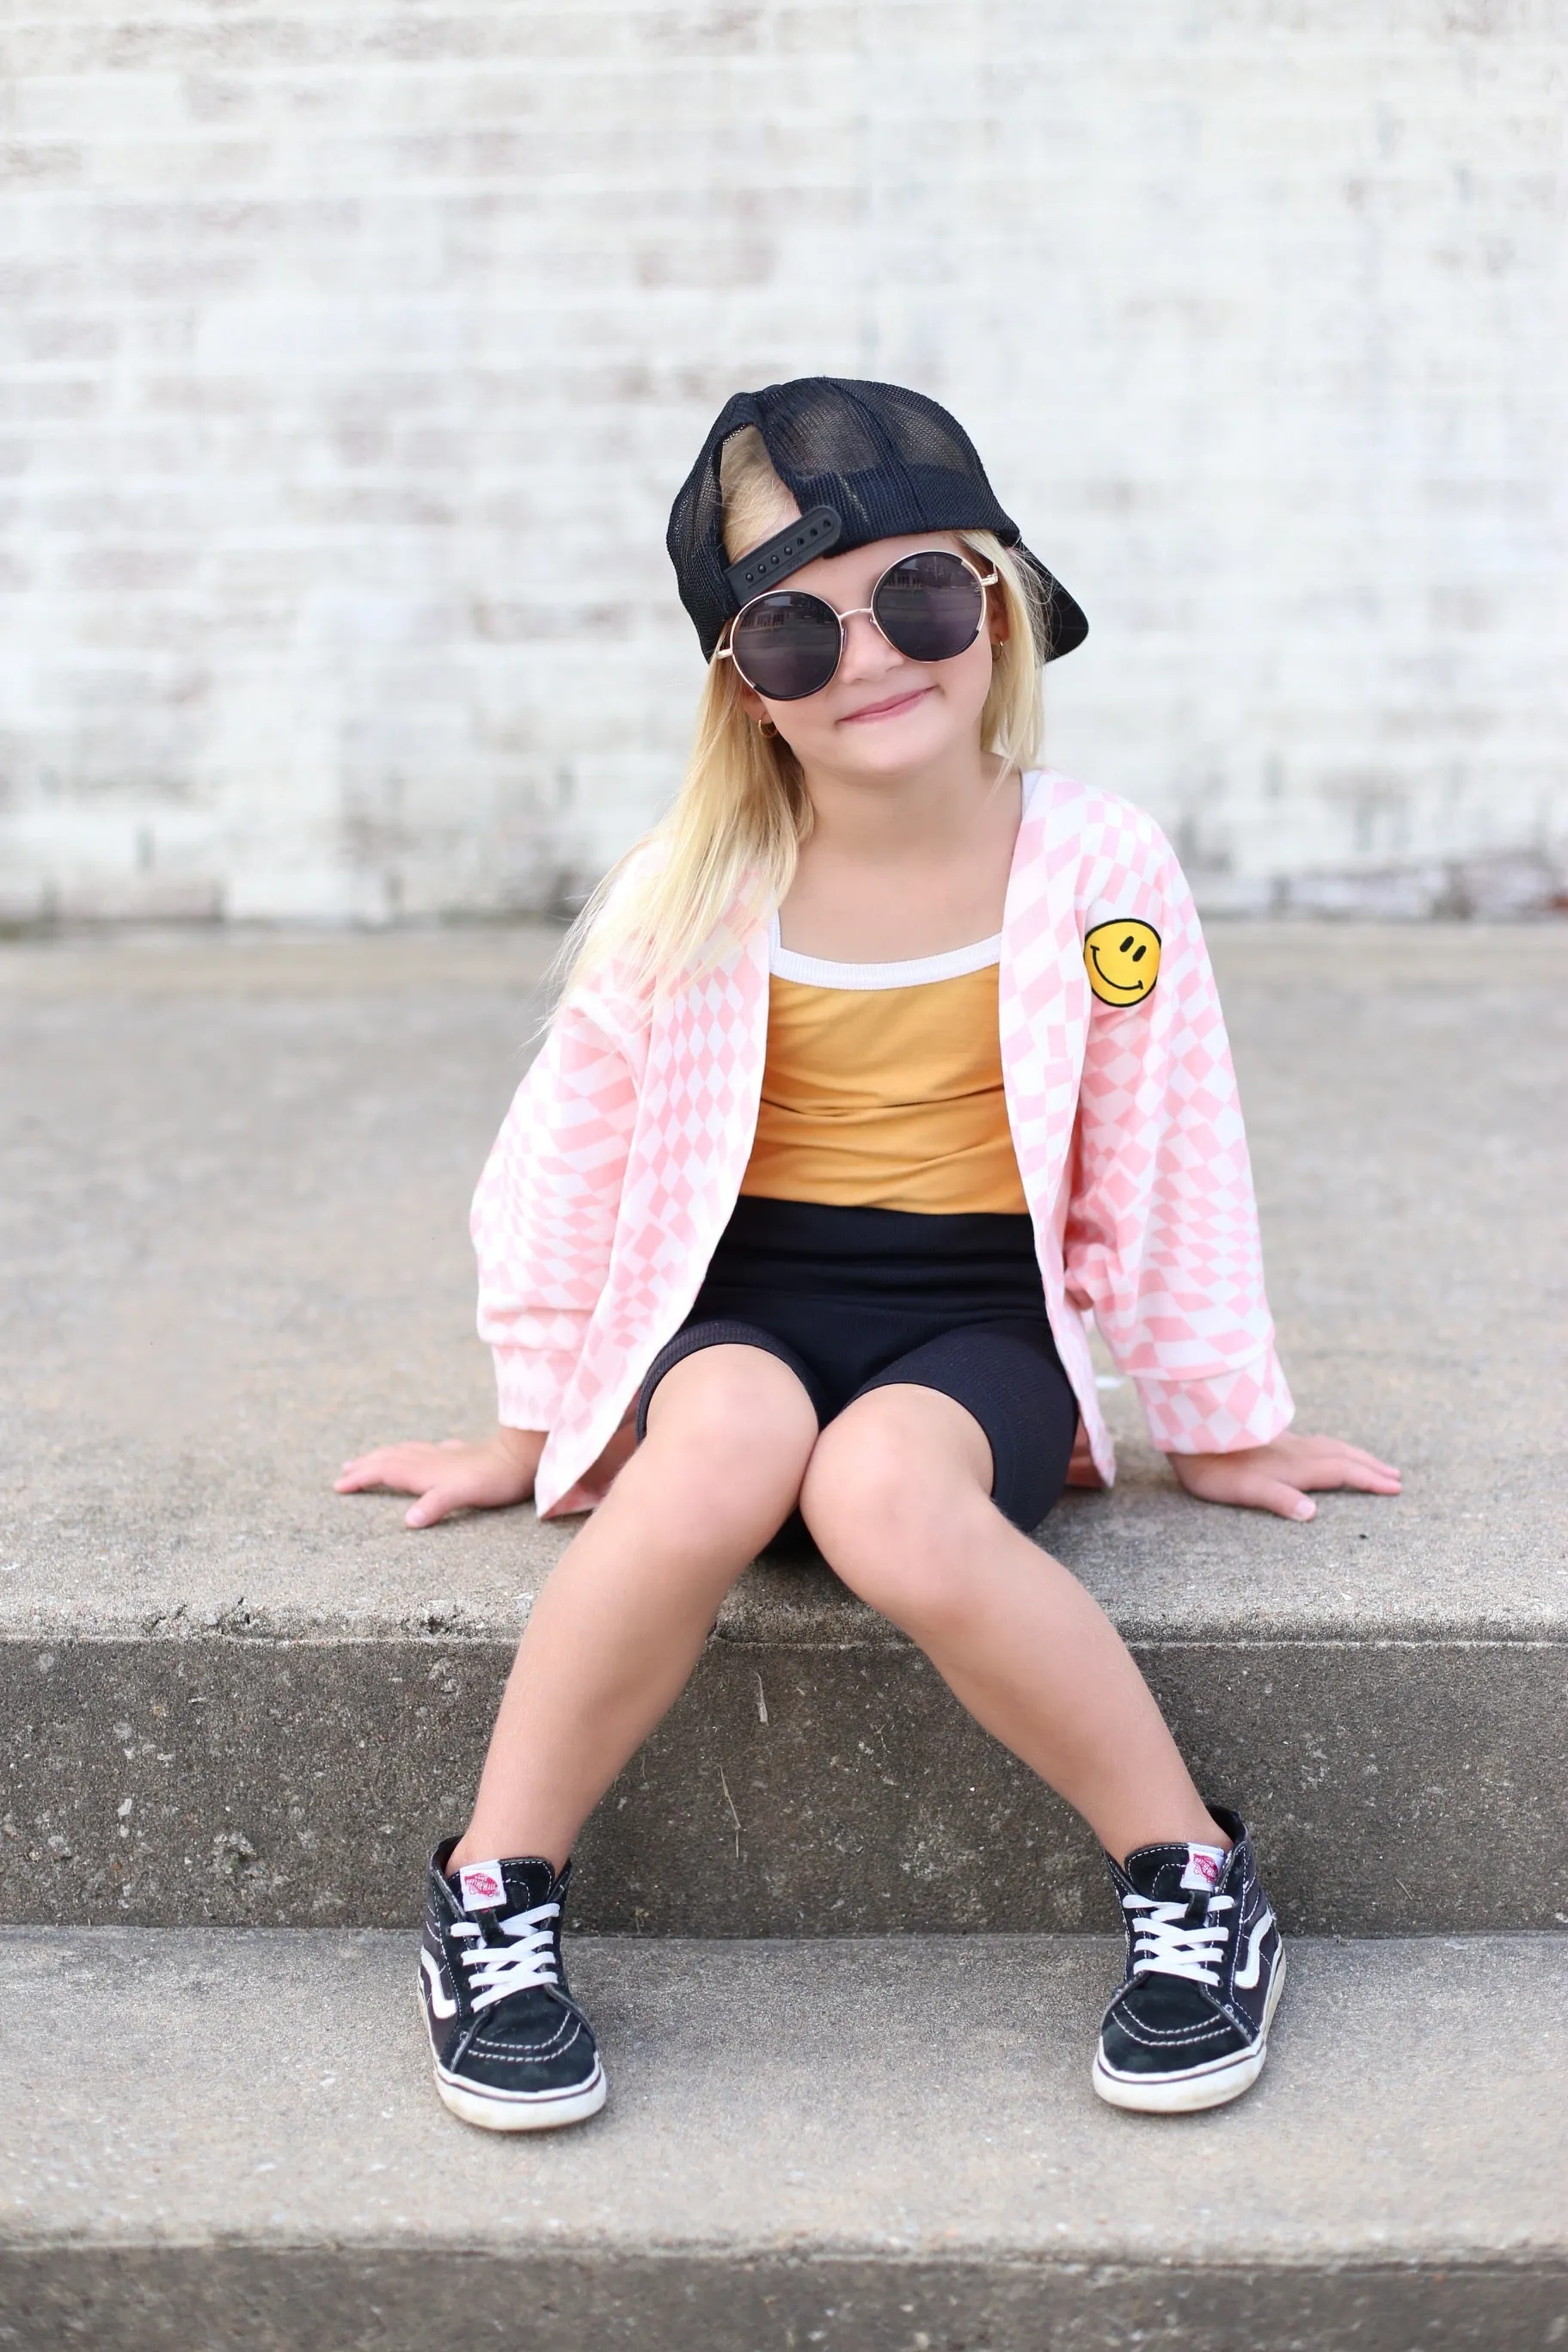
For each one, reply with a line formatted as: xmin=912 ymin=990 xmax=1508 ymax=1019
xmin=1 ymin=1 xmax=1564 ymax=922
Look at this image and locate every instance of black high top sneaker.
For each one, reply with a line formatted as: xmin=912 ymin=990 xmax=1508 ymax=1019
xmin=419 ymin=1839 xmax=606 ymax=2131
xmin=1092 ymin=1808 xmax=1285 ymax=2114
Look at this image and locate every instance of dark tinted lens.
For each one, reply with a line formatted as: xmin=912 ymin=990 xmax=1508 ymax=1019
xmin=731 ymin=592 xmax=842 ymax=700
xmin=873 ymin=550 xmax=985 ymax=663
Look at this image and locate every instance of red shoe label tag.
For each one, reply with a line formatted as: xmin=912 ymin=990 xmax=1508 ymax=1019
xmin=458 ymin=1861 xmax=506 ymax=1913
xmin=1179 ymin=1843 xmax=1228 ymax=1893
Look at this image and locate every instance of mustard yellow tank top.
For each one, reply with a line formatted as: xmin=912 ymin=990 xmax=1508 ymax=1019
xmin=739 ymin=921 xmax=1028 ymax=1216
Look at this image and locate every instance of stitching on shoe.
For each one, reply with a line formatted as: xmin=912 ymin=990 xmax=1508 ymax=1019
xmin=1110 ymin=2007 xmax=1240 ymax=2051
xmin=465 ymin=2047 xmax=588 ymax=2078
xmin=1112 ymin=2024 xmax=1239 ymax=2054
xmin=470 ymin=2010 xmax=580 ymax=2061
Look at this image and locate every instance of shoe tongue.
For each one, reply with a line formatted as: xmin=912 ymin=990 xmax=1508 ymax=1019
xmin=452 ymin=1856 xmax=557 ymax=1916
xmin=1124 ymin=1840 xmax=1229 ymax=1902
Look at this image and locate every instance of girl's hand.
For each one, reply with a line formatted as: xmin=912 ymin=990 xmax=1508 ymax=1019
xmin=1168 ymin=1433 xmax=1400 ymax=1522
xmin=334 ymin=1427 xmax=545 ymax=1529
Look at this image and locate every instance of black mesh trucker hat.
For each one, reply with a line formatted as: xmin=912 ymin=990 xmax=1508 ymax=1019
xmin=666 ymin=377 xmax=1087 ymax=664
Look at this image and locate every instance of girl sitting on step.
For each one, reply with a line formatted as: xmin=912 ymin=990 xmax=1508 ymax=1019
xmin=337 ymin=377 xmax=1400 ymax=2132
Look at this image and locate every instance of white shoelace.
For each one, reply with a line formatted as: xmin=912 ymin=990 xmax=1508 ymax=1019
xmin=450 ymin=1901 xmax=561 ymax=2013
xmin=1123 ymin=1891 xmax=1234 ymax=1987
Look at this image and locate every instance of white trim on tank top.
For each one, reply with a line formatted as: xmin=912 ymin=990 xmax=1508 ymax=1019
xmin=768 ymin=769 xmax=1043 ymax=990
xmin=767 ymin=919 xmax=1001 ymax=989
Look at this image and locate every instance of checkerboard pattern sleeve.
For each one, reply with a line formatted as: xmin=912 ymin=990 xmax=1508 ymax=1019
xmin=471 ymin=995 xmax=642 ymax=1437
xmin=1062 ymin=799 xmax=1293 ymax=1453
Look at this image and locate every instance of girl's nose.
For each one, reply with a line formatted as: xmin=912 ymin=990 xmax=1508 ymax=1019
xmin=836 ymin=605 xmax=901 ymax=683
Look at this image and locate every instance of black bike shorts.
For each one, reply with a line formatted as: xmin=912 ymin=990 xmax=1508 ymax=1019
xmin=635 ymin=1195 xmax=1079 ymax=1532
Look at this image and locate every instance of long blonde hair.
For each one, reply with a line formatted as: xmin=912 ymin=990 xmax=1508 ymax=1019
xmin=560 ymin=427 xmax=1047 ymax=997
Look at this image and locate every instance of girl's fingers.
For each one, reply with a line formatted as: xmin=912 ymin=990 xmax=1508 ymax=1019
xmin=336 ymin=1442 xmax=466 ymax=1493
xmin=1332 ymin=1465 xmax=1402 ymax=1493
xmin=406 ymin=1489 xmax=456 ymax=1528
xmin=1297 ymin=1457 xmax=1402 ymax=1494
xmin=1180 ymin=1464 xmax=1314 ymax=1519
xmin=1295 ymin=1436 xmax=1400 ymax=1477
xmin=335 ymin=1461 xmax=395 ymax=1491
xmin=336 ymin=1459 xmax=418 ymax=1493
xmin=338 ymin=1448 xmax=406 ymax=1476
xmin=1247 ymin=1478 xmax=1316 ymax=1522
xmin=1321 ymin=1449 xmax=1400 ymax=1479
xmin=1176 ymin=1436 xmax=1400 ymax=1517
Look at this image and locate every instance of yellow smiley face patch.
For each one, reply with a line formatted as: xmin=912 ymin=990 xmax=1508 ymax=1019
xmin=1084 ymin=919 xmax=1161 ymax=1006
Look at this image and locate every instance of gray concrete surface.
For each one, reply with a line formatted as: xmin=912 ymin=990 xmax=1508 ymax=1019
xmin=3 ymin=921 xmax=1564 ymax=1644
xmin=0 ymin=1928 xmax=1563 ymax=2351
xmin=3 ymin=925 xmax=1565 ymax=1932
xmin=3 ymin=1630 xmax=1564 ymax=1937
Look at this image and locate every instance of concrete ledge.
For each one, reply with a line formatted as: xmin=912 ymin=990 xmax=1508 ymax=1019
xmin=4 ymin=2248 xmax=1562 ymax=2352
xmin=3 ymin=1632 xmax=1565 ymax=1934
xmin=4 ymin=922 xmax=1564 ymax=1655
xmin=3 ymin=927 xmax=1565 ymax=1932
xmin=0 ymin=1929 xmax=1563 ymax=2351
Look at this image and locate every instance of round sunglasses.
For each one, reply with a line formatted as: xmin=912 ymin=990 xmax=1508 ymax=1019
xmin=718 ymin=547 xmax=999 ymax=702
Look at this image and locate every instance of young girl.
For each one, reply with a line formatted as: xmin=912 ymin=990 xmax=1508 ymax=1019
xmin=339 ymin=377 xmax=1399 ymax=2132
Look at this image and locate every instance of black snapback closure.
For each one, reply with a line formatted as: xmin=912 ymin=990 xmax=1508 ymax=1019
xmin=724 ymin=505 xmax=842 ymax=603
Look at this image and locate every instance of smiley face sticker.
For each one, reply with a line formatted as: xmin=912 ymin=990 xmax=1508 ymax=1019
xmin=1084 ymin=919 xmax=1161 ymax=1007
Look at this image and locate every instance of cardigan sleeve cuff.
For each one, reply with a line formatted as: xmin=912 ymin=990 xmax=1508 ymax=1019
xmin=492 ymin=1346 xmax=575 ymax=1435
xmin=1134 ymin=1347 xmax=1295 ymax=1455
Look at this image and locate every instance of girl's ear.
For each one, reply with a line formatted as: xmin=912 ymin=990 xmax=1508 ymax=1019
xmin=987 ymin=580 xmax=1010 ymax=648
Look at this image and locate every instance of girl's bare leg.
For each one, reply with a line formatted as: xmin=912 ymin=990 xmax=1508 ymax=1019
xmin=451 ymin=1346 xmax=818 ymax=1872
xmin=799 ymin=1384 xmax=1222 ymax=1860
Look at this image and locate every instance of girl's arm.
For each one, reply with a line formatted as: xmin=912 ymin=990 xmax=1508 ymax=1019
xmin=470 ymin=993 xmax=640 ymax=1432
xmin=1064 ymin=828 xmax=1399 ymax=1521
xmin=337 ymin=984 xmax=643 ymax=1528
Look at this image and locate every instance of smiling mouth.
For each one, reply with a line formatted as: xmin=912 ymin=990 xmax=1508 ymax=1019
xmin=838 ymin=688 xmax=931 ymax=724
xmin=1087 ymin=946 xmax=1150 ymax=995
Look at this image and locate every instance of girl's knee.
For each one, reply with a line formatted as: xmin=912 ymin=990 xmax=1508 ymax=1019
xmin=799 ymin=1404 xmax=993 ymax=1633
xmin=642 ymin=1344 xmax=818 ymax=1493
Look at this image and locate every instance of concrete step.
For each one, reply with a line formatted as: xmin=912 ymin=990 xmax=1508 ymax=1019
xmin=0 ymin=1926 xmax=1563 ymax=2350
xmin=3 ymin=925 xmax=1565 ymax=1935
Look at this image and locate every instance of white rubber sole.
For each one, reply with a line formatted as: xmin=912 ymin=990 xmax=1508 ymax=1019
xmin=1091 ymin=1948 xmax=1288 ymax=2116
xmin=433 ymin=2059 xmax=607 ymax=2134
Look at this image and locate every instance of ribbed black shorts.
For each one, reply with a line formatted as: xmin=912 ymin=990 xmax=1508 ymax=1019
xmin=634 ymin=1195 xmax=1079 ymax=1533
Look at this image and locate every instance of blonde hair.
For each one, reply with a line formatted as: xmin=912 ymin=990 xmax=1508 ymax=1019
xmin=560 ymin=426 xmax=1046 ymax=997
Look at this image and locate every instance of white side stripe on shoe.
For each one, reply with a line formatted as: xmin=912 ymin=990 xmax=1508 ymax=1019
xmin=421 ymin=1949 xmax=458 ymax=2018
xmin=1233 ymin=1908 xmax=1275 ymax=1990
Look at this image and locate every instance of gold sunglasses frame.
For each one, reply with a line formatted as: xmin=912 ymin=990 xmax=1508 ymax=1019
xmin=716 ymin=547 xmax=1000 ymax=699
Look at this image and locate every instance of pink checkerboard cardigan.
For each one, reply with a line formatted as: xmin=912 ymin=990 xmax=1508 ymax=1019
xmin=472 ymin=769 xmax=1293 ymax=1517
